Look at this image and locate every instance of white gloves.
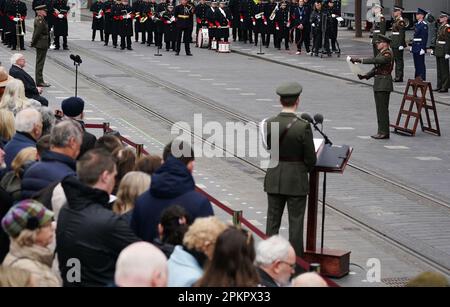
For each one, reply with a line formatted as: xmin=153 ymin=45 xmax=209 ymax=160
xmin=13 ymin=17 xmax=19 ymax=22
xmin=96 ymin=15 xmax=102 ymax=19
xmin=399 ymin=46 xmax=404 ymax=51
xmin=311 ymin=23 xmax=315 ymax=27
xmin=420 ymin=49 xmax=425 ymax=55
xmin=252 ymin=21 xmax=256 ymax=26
xmin=58 ymin=14 xmax=64 ymax=19
xmin=276 ymin=26 xmax=280 ymax=31
xmin=446 ymin=54 xmax=450 ymax=60
xmin=332 ymin=14 xmax=336 ymax=18
xmin=126 ymin=13 xmax=131 ymax=19
xmin=431 ymin=50 xmax=434 ymax=56
xmin=170 ymin=16 xmax=175 ymax=22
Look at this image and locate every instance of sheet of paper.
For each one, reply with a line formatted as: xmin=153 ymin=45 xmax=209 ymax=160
xmin=314 ymin=138 xmax=324 ymax=153
xmin=346 ymin=56 xmax=365 ymax=76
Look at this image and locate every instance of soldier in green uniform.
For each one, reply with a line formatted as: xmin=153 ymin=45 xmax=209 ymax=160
xmin=432 ymin=11 xmax=450 ymax=93
xmin=31 ymin=4 xmax=50 ymax=87
xmin=390 ymin=6 xmax=406 ymax=82
xmin=370 ymin=4 xmax=386 ymax=57
xmin=263 ymin=82 xmax=317 ymax=257
xmin=351 ymin=34 xmax=393 ymax=140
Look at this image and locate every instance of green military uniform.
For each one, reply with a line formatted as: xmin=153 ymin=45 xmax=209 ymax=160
xmin=264 ymin=82 xmax=317 ymax=257
xmin=433 ymin=19 xmax=450 ymax=92
xmin=390 ymin=14 xmax=406 ymax=82
xmin=359 ymin=35 xmax=394 ymax=138
xmin=371 ymin=14 xmax=386 ymax=56
xmin=31 ymin=7 xmax=49 ymax=86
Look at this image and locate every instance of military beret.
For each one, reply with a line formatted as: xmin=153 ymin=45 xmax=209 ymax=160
xmin=61 ymin=96 xmax=85 ymax=117
xmin=35 ymin=4 xmax=47 ymax=11
xmin=375 ymin=34 xmax=391 ymax=44
xmin=276 ymin=82 xmax=303 ymax=98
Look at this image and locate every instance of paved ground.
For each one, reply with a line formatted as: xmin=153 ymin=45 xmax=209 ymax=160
xmin=5 ymin=5 xmax=449 ymax=286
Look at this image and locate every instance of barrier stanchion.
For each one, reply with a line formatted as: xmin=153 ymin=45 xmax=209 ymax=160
xmin=232 ymin=210 xmax=243 ymax=227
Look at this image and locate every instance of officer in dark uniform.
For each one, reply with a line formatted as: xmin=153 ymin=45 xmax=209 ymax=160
xmin=206 ymin=0 xmax=218 ymax=48
xmin=370 ymin=4 xmax=386 ymax=56
xmin=253 ymin=0 xmax=266 ymax=47
xmin=161 ymin=3 xmax=176 ymax=51
xmin=103 ymin=0 xmax=114 ymax=46
xmin=389 ymin=5 xmax=406 ymax=82
xmin=155 ymin=0 xmax=168 ymax=49
xmin=411 ymin=8 xmax=428 ymax=80
xmin=50 ymin=0 xmax=69 ymax=50
xmin=274 ymin=1 xmax=290 ymax=50
xmin=194 ymin=0 xmax=208 ymax=40
xmin=5 ymin=0 xmax=26 ymax=50
xmin=351 ymin=34 xmax=394 ymax=140
xmin=433 ymin=11 xmax=450 ymax=93
xmin=0 ymin=0 xmax=7 ymax=44
xmin=174 ymin=0 xmax=194 ymax=56
xmin=264 ymin=82 xmax=317 ymax=258
xmin=310 ymin=0 xmax=324 ymax=56
xmin=115 ymin=0 xmax=134 ymax=50
xmin=140 ymin=0 xmax=154 ymax=46
xmin=239 ymin=0 xmax=255 ymax=44
xmin=228 ymin=0 xmax=240 ymax=41
xmin=326 ymin=0 xmax=339 ymax=53
xmin=132 ymin=0 xmax=142 ymax=43
xmin=31 ymin=4 xmax=50 ymax=87
xmin=264 ymin=0 xmax=276 ymax=48
xmin=90 ymin=0 xmax=104 ymax=42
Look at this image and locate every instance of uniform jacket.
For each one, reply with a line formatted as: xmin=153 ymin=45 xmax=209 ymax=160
xmin=264 ymin=112 xmax=317 ymax=196
xmin=434 ymin=23 xmax=450 ymax=58
xmin=31 ymin=14 xmax=49 ymax=49
xmin=90 ymin=0 xmax=104 ymax=30
xmin=390 ymin=15 xmax=406 ymax=49
xmin=50 ymin=0 xmax=69 ymax=36
xmin=362 ymin=48 xmax=394 ymax=92
xmin=412 ymin=20 xmax=428 ymax=54
xmin=194 ymin=2 xmax=208 ymax=25
xmin=174 ymin=3 xmax=194 ymax=29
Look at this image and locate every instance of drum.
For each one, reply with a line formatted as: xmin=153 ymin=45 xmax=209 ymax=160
xmin=211 ymin=39 xmax=217 ymax=50
xmin=217 ymin=41 xmax=230 ymax=53
xmin=197 ymin=27 xmax=209 ymax=48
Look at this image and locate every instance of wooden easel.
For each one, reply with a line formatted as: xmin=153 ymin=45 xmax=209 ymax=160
xmin=391 ymin=77 xmax=441 ymax=137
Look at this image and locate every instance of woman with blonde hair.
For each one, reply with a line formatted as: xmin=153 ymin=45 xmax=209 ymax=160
xmin=0 ymin=79 xmax=30 ymax=115
xmin=0 ymin=109 xmax=15 ymax=146
xmin=0 ymin=147 xmax=37 ymax=201
xmin=1 ymin=200 xmax=61 ymax=287
xmin=112 ymin=171 xmax=151 ymax=223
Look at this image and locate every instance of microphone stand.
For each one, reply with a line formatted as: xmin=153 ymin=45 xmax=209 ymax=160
xmin=73 ymin=61 xmax=80 ymax=97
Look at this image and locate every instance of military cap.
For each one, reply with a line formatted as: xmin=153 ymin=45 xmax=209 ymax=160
xmin=35 ymin=4 xmax=47 ymax=11
xmin=440 ymin=11 xmax=449 ymax=18
xmin=417 ymin=8 xmax=428 ymax=16
xmin=276 ymin=82 xmax=303 ymax=98
xmin=393 ymin=6 xmax=404 ymax=12
xmin=375 ymin=34 xmax=391 ymax=44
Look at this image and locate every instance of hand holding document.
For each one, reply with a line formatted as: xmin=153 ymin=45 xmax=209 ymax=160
xmin=346 ymin=56 xmax=365 ymax=76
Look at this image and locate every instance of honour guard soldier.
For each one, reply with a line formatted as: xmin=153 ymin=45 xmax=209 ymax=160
xmin=293 ymin=0 xmax=311 ymax=55
xmin=228 ymin=0 xmax=240 ymax=41
xmin=215 ymin=0 xmax=231 ymax=43
xmin=351 ymin=35 xmax=394 ymax=140
xmin=115 ymin=0 xmax=134 ymax=50
xmin=174 ymin=0 xmax=194 ymax=56
xmin=263 ymin=82 xmax=317 ymax=258
xmin=31 ymin=4 xmax=50 ymax=87
xmin=432 ymin=12 xmax=450 ymax=93
xmin=5 ymin=0 xmax=26 ymax=50
xmin=103 ymin=0 xmax=114 ymax=46
xmin=253 ymin=0 xmax=267 ymax=47
xmin=274 ymin=1 xmax=290 ymax=50
xmin=90 ymin=0 xmax=105 ymax=42
xmin=390 ymin=5 xmax=406 ymax=82
xmin=111 ymin=0 xmax=122 ymax=48
xmin=161 ymin=3 xmax=176 ymax=51
xmin=239 ymin=0 xmax=255 ymax=44
xmin=411 ymin=8 xmax=428 ymax=81
xmin=132 ymin=0 xmax=143 ymax=43
xmin=310 ymin=0 xmax=324 ymax=56
xmin=194 ymin=0 xmax=208 ymax=39
xmin=206 ymin=0 xmax=218 ymax=49
xmin=141 ymin=0 xmax=156 ymax=46
xmin=50 ymin=0 xmax=69 ymax=50
xmin=370 ymin=4 xmax=386 ymax=56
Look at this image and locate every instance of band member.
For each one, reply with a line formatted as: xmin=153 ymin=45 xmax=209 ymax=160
xmin=140 ymin=0 xmax=154 ymax=46
xmin=253 ymin=0 xmax=266 ymax=46
xmin=132 ymin=0 xmax=143 ymax=43
xmin=50 ymin=0 xmax=69 ymax=50
xmin=274 ymin=1 xmax=290 ymax=50
xmin=90 ymin=0 xmax=104 ymax=42
xmin=310 ymin=0 xmax=324 ymax=57
xmin=103 ymin=0 xmax=114 ymax=46
xmin=161 ymin=3 xmax=176 ymax=51
xmin=0 ymin=0 xmax=7 ymax=45
xmin=194 ymin=0 xmax=208 ymax=38
xmin=390 ymin=5 xmax=406 ymax=82
xmin=412 ymin=8 xmax=428 ymax=80
xmin=228 ymin=0 xmax=240 ymax=41
xmin=432 ymin=11 xmax=450 ymax=93
xmin=206 ymin=0 xmax=218 ymax=48
xmin=264 ymin=0 xmax=277 ymax=48
xmin=111 ymin=0 xmax=121 ymax=48
xmin=174 ymin=0 xmax=193 ymax=56
xmin=326 ymin=0 xmax=339 ymax=53
xmin=292 ymin=0 xmax=310 ymax=54
xmin=31 ymin=5 xmax=50 ymax=87
xmin=114 ymin=0 xmax=134 ymax=50
xmin=215 ymin=0 xmax=231 ymax=43
xmin=155 ymin=0 xmax=169 ymax=49
xmin=5 ymin=0 xmax=27 ymax=50
xmin=370 ymin=3 xmax=385 ymax=56
xmin=239 ymin=0 xmax=255 ymax=44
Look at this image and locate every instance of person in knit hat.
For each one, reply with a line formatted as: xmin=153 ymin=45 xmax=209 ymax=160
xmin=1 ymin=200 xmax=61 ymax=287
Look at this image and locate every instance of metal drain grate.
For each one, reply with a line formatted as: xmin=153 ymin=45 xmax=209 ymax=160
xmin=381 ymin=277 xmax=411 ymax=287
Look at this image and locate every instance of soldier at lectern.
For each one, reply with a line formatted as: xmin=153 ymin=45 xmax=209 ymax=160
xmin=263 ymin=82 xmax=317 ymax=257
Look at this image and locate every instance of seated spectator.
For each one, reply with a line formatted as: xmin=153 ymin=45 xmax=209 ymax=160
xmin=115 ymin=242 xmax=168 ymax=287
xmin=153 ymin=205 xmax=190 ymax=258
xmin=0 ymin=67 xmax=13 ymax=101
xmin=1 ymin=200 xmax=61 ymax=287
xmin=195 ymin=227 xmax=260 ymax=287
xmin=132 ymin=140 xmax=214 ymax=242
xmin=4 ymin=108 xmax=42 ymax=169
xmin=39 ymin=107 xmax=56 ymax=136
xmin=135 ymin=154 xmax=162 ymax=175
xmin=8 ymin=54 xmax=48 ymax=107
xmin=21 ymin=120 xmax=82 ymax=199
xmin=113 ymin=171 xmax=151 ymax=224
xmin=0 ymin=144 xmax=5 ymax=178
xmin=0 ymin=186 xmax=14 ymax=262
xmin=61 ymin=97 xmax=97 ymax=158
xmin=0 ymin=109 xmax=15 ymax=147
xmin=95 ymin=134 xmax=123 ymax=152
xmin=167 ymin=216 xmax=226 ymax=287
xmin=112 ymin=147 xmax=136 ymax=194
xmin=406 ymin=272 xmax=449 ymax=287
xmin=36 ymin=135 xmax=50 ymax=160
xmin=291 ymin=272 xmax=328 ymax=287
xmin=0 ymin=266 xmax=35 ymax=287
xmin=255 ymin=235 xmax=297 ymax=287
xmin=57 ymin=149 xmax=139 ymax=287
xmin=0 ymin=79 xmax=30 ymax=114
xmin=0 ymin=147 xmax=37 ymax=201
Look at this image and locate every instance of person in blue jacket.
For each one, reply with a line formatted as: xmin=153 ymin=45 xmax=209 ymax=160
xmin=412 ymin=8 xmax=429 ymax=80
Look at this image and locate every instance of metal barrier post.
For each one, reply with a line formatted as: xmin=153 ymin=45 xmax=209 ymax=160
xmin=232 ymin=210 xmax=243 ymax=227
xmin=136 ymin=144 xmax=144 ymax=158
xmin=102 ymin=122 xmax=111 ymax=135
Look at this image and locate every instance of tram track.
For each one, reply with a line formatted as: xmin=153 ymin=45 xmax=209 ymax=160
xmin=43 ymin=42 xmax=450 ymax=275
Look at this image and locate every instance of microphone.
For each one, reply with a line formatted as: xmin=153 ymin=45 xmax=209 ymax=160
xmin=301 ymin=112 xmax=333 ymax=145
xmin=314 ymin=114 xmax=324 ymax=125
xmin=70 ymin=54 xmax=82 ymax=64
xmin=300 ymin=113 xmax=313 ymax=124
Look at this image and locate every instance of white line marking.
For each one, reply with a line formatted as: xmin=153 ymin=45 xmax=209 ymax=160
xmin=384 ymin=145 xmax=410 ymax=150
xmin=333 ymin=127 xmax=355 ymax=130
xmin=415 ymin=156 xmax=442 ymax=161
xmin=240 ymin=93 xmax=256 ymax=96
xmin=85 ymin=117 xmax=105 ymax=121
xmin=196 ymin=184 xmax=207 ymax=189
xmin=256 ymin=98 xmax=274 ymax=102
xmin=225 ymin=88 xmax=241 ymax=90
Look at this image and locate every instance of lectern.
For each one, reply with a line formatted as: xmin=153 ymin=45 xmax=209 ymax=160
xmin=303 ymin=142 xmax=353 ymax=278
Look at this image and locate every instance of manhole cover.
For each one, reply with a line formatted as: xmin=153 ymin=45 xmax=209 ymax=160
xmin=381 ymin=277 xmax=411 ymax=287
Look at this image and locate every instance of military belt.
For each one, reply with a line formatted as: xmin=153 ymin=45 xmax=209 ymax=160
xmin=437 ymin=41 xmax=446 ymax=44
